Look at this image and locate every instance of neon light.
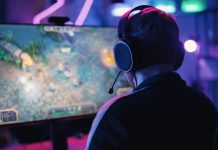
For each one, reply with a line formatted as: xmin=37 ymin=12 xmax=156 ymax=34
xmin=33 ymin=0 xmax=93 ymax=26
xmin=111 ymin=3 xmax=131 ymax=17
xmin=75 ymin=0 xmax=94 ymax=26
xmin=181 ymin=0 xmax=206 ymax=13
xmin=156 ymin=5 xmax=176 ymax=13
xmin=33 ymin=0 xmax=65 ymax=24
xmin=152 ymin=0 xmax=176 ymax=14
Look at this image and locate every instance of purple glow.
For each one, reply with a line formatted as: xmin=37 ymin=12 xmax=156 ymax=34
xmin=65 ymin=21 xmax=74 ymax=25
xmin=199 ymin=58 xmax=217 ymax=80
xmin=184 ymin=39 xmax=198 ymax=53
xmin=75 ymin=0 xmax=94 ymax=26
xmin=33 ymin=0 xmax=65 ymax=24
xmin=33 ymin=0 xmax=93 ymax=26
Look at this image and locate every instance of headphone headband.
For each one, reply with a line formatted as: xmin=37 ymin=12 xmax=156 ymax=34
xmin=118 ymin=5 xmax=154 ymax=38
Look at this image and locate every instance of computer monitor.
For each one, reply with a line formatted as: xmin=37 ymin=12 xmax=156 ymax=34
xmin=0 ymin=24 xmax=130 ymax=125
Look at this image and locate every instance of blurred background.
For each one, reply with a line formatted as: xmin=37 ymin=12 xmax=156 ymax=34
xmin=0 ymin=0 xmax=218 ymax=149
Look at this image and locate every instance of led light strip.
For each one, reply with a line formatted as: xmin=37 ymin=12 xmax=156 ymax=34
xmin=33 ymin=0 xmax=94 ymax=26
xmin=33 ymin=0 xmax=65 ymax=24
xmin=75 ymin=0 xmax=93 ymax=26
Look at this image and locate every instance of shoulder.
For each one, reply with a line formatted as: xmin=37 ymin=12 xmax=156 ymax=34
xmin=185 ymin=86 xmax=217 ymax=113
xmin=86 ymin=94 xmax=128 ymax=148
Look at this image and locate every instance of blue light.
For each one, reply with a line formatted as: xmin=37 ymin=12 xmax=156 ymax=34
xmin=156 ymin=5 xmax=176 ymax=13
xmin=151 ymin=0 xmax=176 ymax=13
xmin=111 ymin=3 xmax=131 ymax=17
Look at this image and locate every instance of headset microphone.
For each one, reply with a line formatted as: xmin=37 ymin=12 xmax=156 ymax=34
xmin=108 ymin=71 xmax=121 ymax=94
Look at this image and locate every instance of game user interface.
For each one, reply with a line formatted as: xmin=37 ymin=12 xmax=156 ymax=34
xmin=0 ymin=24 xmax=130 ymax=125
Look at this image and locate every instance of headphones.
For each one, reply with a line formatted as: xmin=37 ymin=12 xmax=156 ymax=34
xmin=113 ymin=5 xmax=185 ymax=72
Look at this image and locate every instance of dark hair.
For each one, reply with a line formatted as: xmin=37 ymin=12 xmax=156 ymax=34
xmin=125 ymin=7 xmax=180 ymax=67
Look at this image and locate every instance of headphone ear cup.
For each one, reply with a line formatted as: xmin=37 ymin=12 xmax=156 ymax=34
xmin=173 ymin=41 xmax=185 ymax=70
xmin=113 ymin=39 xmax=134 ymax=72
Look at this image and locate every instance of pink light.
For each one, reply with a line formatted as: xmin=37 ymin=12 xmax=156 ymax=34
xmin=184 ymin=39 xmax=198 ymax=53
xmin=33 ymin=0 xmax=65 ymax=24
xmin=75 ymin=0 xmax=94 ymax=26
xmin=65 ymin=21 xmax=74 ymax=25
xmin=33 ymin=0 xmax=93 ymax=26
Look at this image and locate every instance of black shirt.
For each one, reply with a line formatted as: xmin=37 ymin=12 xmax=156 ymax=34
xmin=86 ymin=72 xmax=217 ymax=150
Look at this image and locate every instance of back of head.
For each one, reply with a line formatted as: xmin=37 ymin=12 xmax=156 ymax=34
xmin=128 ymin=7 xmax=179 ymax=65
xmin=114 ymin=5 xmax=185 ymax=72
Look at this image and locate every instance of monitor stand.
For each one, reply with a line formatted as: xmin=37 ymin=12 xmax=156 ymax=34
xmin=50 ymin=121 xmax=68 ymax=150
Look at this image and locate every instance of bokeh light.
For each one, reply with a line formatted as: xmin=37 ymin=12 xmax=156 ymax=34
xmin=101 ymin=49 xmax=116 ymax=68
xmin=181 ymin=0 xmax=206 ymax=13
xmin=111 ymin=3 xmax=131 ymax=17
xmin=184 ymin=39 xmax=198 ymax=53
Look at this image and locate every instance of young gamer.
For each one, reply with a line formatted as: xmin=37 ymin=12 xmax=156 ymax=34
xmin=86 ymin=5 xmax=217 ymax=150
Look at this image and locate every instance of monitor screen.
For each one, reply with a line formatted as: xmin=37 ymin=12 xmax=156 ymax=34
xmin=0 ymin=24 xmax=130 ymax=125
